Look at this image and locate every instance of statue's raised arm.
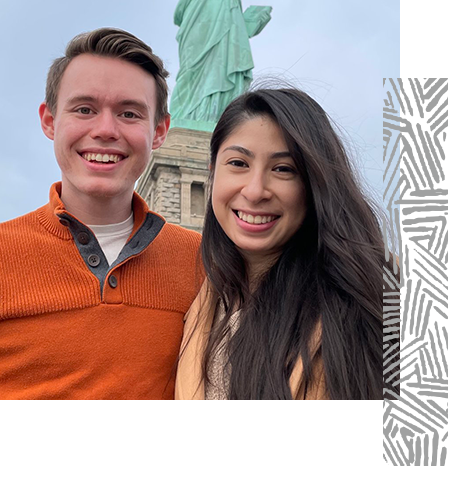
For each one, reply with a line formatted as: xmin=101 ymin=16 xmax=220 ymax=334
xmin=170 ymin=0 xmax=272 ymax=131
xmin=243 ymin=5 xmax=272 ymax=38
xmin=173 ymin=0 xmax=191 ymax=27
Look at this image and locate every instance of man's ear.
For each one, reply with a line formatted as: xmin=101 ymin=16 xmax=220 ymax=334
xmin=152 ymin=114 xmax=171 ymax=150
xmin=39 ymin=102 xmax=55 ymax=140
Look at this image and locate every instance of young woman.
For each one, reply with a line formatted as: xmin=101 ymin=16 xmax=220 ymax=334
xmin=175 ymin=88 xmax=399 ymax=400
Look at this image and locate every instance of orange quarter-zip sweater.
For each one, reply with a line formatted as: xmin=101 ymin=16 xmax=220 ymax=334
xmin=0 ymin=183 xmax=202 ymax=399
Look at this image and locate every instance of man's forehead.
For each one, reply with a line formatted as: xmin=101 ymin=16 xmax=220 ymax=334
xmin=59 ymin=54 xmax=156 ymax=91
xmin=57 ymin=54 xmax=157 ymax=109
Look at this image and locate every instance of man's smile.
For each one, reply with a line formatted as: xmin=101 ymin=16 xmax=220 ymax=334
xmin=80 ymin=152 xmax=126 ymax=164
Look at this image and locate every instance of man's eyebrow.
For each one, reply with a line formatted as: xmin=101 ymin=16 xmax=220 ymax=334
xmin=222 ymin=145 xmax=292 ymax=159
xmin=65 ymin=96 xmax=149 ymax=112
xmin=116 ymin=99 xmax=150 ymax=112
xmin=65 ymin=95 xmax=97 ymax=105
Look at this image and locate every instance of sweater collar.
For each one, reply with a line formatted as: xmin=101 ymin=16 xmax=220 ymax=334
xmin=38 ymin=181 xmax=165 ymax=239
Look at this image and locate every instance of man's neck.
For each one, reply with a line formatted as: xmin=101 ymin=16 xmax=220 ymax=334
xmin=60 ymin=184 xmax=133 ymax=226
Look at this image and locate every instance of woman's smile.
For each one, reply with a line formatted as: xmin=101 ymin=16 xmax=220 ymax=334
xmin=232 ymin=209 xmax=280 ymax=232
xmin=212 ymin=115 xmax=307 ymax=266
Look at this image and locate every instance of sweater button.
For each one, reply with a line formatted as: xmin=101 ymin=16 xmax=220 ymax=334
xmin=77 ymin=232 xmax=90 ymax=245
xmin=108 ymin=275 xmax=118 ymax=288
xmin=88 ymin=254 xmax=100 ymax=267
xmin=59 ymin=218 xmax=70 ymax=227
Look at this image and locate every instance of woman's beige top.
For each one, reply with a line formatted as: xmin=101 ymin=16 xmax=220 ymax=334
xmin=175 ymin=281 xmax=327 ymax=400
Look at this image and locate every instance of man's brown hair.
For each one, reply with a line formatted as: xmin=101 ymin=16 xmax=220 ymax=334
xmin=45 ymin=27 xmax=169 ymax=123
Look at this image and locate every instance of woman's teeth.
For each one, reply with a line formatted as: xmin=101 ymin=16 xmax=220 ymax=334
xmin=82 ymin=153 xmax=122 ymax=163
xmin=236 ymin=211 xmax=277 ymax=224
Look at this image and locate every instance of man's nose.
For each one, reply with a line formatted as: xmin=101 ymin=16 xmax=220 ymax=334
xmin=90 ymin=111 xmax=120 ymax=140
xmin=241 ymin=171 xmax=272 ymax=203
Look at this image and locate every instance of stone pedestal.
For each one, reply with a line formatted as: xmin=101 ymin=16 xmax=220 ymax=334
xmin=135 ymin=127 xmax=211 ymax=233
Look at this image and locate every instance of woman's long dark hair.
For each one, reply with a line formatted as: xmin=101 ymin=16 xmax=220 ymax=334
xmin=201 ymin=88 xmax=400 ymax=400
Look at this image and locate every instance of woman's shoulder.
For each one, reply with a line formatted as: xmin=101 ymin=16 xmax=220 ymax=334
xmin=184 ymin=279 xmax=213 ymax=322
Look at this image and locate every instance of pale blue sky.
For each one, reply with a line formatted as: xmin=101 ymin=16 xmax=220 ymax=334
xmin=0 ymin=0 xmax=399 ymax=222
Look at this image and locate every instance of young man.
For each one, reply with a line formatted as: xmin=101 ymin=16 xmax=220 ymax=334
xmin=0 ymin=28 xmax=202 ymax=399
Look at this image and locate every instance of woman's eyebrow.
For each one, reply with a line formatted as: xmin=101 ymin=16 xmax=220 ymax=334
xmin=222 ymin=145 xmax=255 ymax=157
xmin=222 ymin=146 xmax=291 ymax=159
xmin=270 ymin=151 xmax=292 ymax=159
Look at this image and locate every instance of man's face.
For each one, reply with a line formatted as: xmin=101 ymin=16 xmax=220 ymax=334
xmin=40 ymin=54 xmax=168 ymax=206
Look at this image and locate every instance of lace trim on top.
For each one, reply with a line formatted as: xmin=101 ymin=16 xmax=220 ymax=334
xmin=205 ymin=303 xmax=240 ymax=400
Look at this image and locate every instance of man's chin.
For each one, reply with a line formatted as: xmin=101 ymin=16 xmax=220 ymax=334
xmin=68 ymin=180 xmax=129 ymax=200
xmin=84 ymin=186 xmax=127 ymax=200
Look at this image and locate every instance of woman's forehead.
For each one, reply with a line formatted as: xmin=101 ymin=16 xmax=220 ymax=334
xmin=219 ymin=116 xmax=286 ymax=149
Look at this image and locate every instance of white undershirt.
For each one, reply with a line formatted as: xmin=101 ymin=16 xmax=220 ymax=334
xmin=88 ymin=213 xmax=134 ymax=266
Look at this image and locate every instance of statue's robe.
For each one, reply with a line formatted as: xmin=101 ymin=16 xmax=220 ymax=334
xmin=170 ymin=0 xmax=272 ymax=129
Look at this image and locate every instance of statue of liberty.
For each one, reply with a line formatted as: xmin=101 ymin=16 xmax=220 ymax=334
xmin=170 ymin=0 xmax=272 ymax=131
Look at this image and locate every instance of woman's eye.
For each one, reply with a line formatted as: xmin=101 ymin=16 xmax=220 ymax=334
xmin=274 ymin=165 xmax=296 ymax=174
xmin=77 ymin=107 xmax=92 ymax=115
xmin=228 ymin=160 xmax=247 ymax=168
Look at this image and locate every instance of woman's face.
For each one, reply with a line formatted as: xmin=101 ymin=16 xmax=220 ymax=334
xmin=212 ymin=115 xmax=307 ymax=265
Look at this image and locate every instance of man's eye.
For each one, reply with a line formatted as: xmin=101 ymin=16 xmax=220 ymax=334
xmin=77 ymin=107 xmax=92 ymax=115
xmin=122 ymin=111 xmax=137 ymax=119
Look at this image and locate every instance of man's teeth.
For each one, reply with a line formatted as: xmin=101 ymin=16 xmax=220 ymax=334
xmin=237 ymin=211 xmax=277 ymax=224
xmin=82 ymin=153 xmax=122 ymax=163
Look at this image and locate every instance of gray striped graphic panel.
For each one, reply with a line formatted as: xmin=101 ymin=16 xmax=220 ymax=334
xmin=383 ymin=78 xmax=448 ymax=466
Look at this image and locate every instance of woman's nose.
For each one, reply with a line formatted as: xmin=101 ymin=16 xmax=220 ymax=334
xmin=240 ymin=172 xmax=272 ymax=203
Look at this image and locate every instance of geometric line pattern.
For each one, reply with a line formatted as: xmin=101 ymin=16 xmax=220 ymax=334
xmin=383 ymin=78 xmax=448 ymax=466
